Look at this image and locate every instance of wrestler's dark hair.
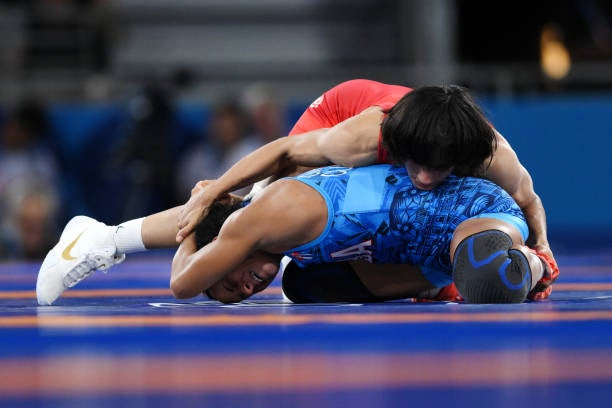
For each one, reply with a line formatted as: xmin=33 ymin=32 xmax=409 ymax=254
xmin=194 ymin=200 xmax=243 ymax=250
xmin=381 ymin=85 xmax=496 ymax=176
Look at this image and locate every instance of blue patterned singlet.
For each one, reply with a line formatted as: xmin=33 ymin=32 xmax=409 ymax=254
xmin=281 ymin=165 xmax=526 ymax=280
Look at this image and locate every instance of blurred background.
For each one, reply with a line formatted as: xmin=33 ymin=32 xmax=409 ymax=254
xmin=0 ymin=0 xmax=610 ymax=261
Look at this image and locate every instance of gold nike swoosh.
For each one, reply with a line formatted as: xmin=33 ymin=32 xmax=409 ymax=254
xmin=61 ymin=232 xmax=85 ymax=261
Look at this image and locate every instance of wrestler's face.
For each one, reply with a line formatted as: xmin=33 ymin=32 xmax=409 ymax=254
xmin=207 ymin=253 xmax=280 ymax=303
xmin=404 ymin=160 xmax=454 ymax=190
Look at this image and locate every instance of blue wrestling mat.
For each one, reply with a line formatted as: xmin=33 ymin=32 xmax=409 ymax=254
xmin=1 ymin=249 xmax=612 ymax=407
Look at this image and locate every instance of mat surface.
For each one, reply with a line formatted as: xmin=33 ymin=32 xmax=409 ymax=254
xmin=1 ymin=249 xmax=611 ymax=407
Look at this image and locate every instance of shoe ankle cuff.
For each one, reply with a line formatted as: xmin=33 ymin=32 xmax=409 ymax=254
xmin=113 ymin=217 xmax=146 ymax=254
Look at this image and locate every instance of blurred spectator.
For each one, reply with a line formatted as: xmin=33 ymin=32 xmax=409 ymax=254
xmin=177 ymin=98 xmax=260 ymax=197
xmin=241 ymin=82 xmax=287 ymax=145
xmin=111 ymin=84 xmax=185 ymax=220
xmin=0 ymin=98 xmax=62 ymax=260
xmin=0 ymin=179 xmax=59 ymax=261
xmin=0 ymin=98 xmax=60 ymax=203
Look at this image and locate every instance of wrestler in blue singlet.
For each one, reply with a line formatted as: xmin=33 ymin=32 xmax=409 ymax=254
xmin=281 ymin=164 xmax=527 ymax=286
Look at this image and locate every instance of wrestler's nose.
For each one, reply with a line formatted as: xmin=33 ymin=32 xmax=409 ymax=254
xmin=414 ymin=168 xmax=438 ymax=189
xmin=242 ymin=280 xmax=254 ymax=297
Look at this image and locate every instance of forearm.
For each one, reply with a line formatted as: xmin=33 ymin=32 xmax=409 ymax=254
xmin=176 ymin=139 xmax=300 ymax=243
xmin=170 ymin=235 xmax=246 ymax=299
xmin=205 ymin=131 xmax=327 ymax=198
xmin=486 ymin=140 xmax=549 ymax=250
xmin=521 ymin=195 xmax=549 ymax=248
xmin=170 ymin=235 xmax=204 ymax=298
xmin=205 ymin=137 xmax=291 ymax=198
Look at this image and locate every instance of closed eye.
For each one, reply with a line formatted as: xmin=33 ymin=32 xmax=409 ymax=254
xmin=223 ymin=281 xmax=236 ymax=292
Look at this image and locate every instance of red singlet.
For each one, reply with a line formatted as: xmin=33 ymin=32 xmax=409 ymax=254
xmin=288 ymin=79 xmax=412 ymax=163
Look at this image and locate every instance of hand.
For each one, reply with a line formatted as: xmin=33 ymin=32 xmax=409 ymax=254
xmin=190 ymin=179 xmax=213 ymax=196
xmin=530 ymin=242 xmax=557 ymax=273
xmin=526 ymin=242 xmax=560 ymax=301
xmin=176 ymin=180 xmax=219 ymax=243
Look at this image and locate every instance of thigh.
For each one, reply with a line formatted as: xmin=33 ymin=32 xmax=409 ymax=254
xmin=281 ymin=260 xmax=438 ymax=303
xmin=281 ymin=261 xmax=379 ymax=303
xmin=350 ymin=261 xmax=437 ymax=299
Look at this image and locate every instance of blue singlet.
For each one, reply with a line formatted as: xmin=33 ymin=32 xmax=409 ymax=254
xmin=280 ymin=165 xmax=527 ymax=286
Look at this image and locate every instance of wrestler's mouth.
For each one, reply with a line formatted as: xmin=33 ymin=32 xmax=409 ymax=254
xmin=251 ymin=270 xmax=264 ymax=283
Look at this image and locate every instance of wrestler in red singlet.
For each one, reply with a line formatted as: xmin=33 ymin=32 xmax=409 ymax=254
xmin=288 ymin=79 xmax=412 ymax=163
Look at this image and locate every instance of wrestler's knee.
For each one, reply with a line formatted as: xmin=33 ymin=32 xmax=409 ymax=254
xmin=452 ymin=230 xmax=531 ymax=303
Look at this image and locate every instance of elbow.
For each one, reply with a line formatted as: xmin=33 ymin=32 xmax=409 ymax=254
xmin=170 ymin=252 xmax=198 ymax=299
xmin=516 ymin=191 xmax=541 ymax=213
xmin=170 ymin=278 xmax=198 ymax=299
xmin=169 ymin=262 xmax=199 ymax=299
xmin=337 ymin=157 xmax=363 ymax=168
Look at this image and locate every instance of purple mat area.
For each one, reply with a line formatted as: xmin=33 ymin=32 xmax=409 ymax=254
xmin=1 ymin=250 xmax=611 ymax=407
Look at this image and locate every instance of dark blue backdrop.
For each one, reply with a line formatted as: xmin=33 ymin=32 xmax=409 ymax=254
xmin=5 ymin=93 xmax=609 ymax=249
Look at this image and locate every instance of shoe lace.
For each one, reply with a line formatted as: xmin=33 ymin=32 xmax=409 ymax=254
xmin=63 ymin=256 xmax=100 ymax=287
xmin=62 ymin=254 xmax=124 ymax=287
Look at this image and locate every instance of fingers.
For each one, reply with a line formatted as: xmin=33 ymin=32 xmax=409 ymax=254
xmin=176 ymin=224 xmax=193 ymax=243
xmin=176 ymin=202 xmax=196 ymax=242
xmin=178 ymin=181 xmax=219 ymax=243
xmin=176 ymin=207 xmax=198 ymax=243
xmin=176 ymin=205 xmax=211 ymax=243
xmin=534 ymin=246 xmax=558 ymax=271
xmin=191 ymin=180 xmax=214 ymax=196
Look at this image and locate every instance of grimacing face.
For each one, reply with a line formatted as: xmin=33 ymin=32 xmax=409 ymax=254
xmin=206 ymin=253 xmax=280 ymax=303
xmin=403 ymin=160 xmax=454 ymax=190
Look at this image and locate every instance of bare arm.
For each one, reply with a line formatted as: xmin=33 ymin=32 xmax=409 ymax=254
xmin=176 ymin=106 xmax=383 ymax=242
xmin=170 ymin=179 xmax=322 ymax=299
xmin=170 ymin=210 xmax=261 ymax=299
xmin=485 ymin=131 xmax=552 ymax=259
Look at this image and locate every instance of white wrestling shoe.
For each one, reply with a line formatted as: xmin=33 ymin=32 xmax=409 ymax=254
xmin=36 ymin=216 xmax=126 ymax=305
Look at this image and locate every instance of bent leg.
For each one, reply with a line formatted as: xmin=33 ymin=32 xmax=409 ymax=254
xmin=451 ymin=217 xmax=545 ymax=304
xmin=453 ymin=229 xmax=531 ymax=303
xmin=351 ymin=261 xmax=439 ymax=299
xmin=282 ymin=260 xmax=437 ymax=303
xmin=282 ymin=261 xmax=378 ymax=303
